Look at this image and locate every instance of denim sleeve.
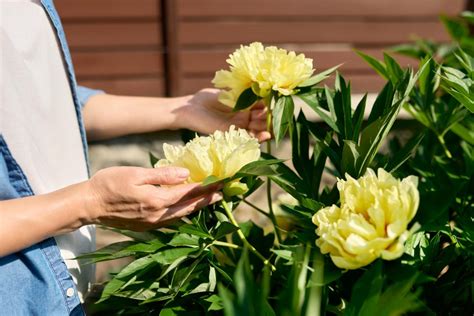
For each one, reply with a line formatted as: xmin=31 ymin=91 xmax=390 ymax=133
xmin=0 ymin=152 xmax=19 ymax=200
xmin=76 ymin=85 xmax=105 ymax=109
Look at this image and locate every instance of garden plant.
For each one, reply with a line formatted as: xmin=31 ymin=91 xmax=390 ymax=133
xmin=82 ymin=12 xmax=473 ymax=316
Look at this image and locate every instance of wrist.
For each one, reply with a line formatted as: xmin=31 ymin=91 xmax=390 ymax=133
xmin=171 ymin=95 xmax=195 ymax=130
xmin=75 ymin=180 xmax=101 ymax=226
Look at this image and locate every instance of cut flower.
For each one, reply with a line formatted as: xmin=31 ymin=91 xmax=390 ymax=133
xmin=312 ymin=168 xmax=419 ymax=270
xmin=155 ymin=126 xmax=261 ymax=184
xmin=212 ymin=42 xmax=314 ymax=107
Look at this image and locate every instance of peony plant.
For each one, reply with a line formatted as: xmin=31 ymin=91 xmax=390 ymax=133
xmin=84 ymin=19 xmax=473 ymax=315
xmin=313 ymin=169 xmax=420 ymax=269
xmin=212 ymin=42 xmax=314 ymax=107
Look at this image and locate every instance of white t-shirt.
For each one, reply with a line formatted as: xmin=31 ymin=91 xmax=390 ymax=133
xmin=0 ymin=0 xmax=95 ymax=301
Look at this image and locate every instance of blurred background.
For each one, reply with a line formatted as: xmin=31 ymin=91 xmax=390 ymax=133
xmin=55 ymin=0 xmax=468 ymax=97
xmin=52 ymin=0 xmax=470 ymax=282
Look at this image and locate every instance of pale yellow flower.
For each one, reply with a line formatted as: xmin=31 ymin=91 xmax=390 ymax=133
xmin=155 ymin=126 xmax=260 ymax=184
xmin=312 ymin=169 xmax=419 ymax=270
xmin=212 ymin=42 xmax=314 ymax=107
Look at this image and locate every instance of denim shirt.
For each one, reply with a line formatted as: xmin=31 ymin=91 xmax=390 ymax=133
xmin=0 ymin=0 xmax=103 ymax=314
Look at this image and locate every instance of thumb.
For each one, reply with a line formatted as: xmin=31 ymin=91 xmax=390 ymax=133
xmin=141 ymin=167 xmax=190 ymax=185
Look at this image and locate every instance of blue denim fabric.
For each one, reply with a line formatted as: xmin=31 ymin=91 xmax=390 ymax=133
xmin=0 ymin=0 xmax=104 ymax=314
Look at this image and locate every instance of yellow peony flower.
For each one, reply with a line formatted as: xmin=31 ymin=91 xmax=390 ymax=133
xmin=155 ymin=126 xmax=261 ymax=184
xmin=212 ymin=42 xmax=314 ymax=107
xmin=312 ymin=169 xmax=419 ymax=270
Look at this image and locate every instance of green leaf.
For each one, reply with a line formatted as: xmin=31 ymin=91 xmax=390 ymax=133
xmin=386 ymin=132 xmax=425 ymax=172
xmin=352 ymin=94 xmax=367 ymax=141
xmin=297 ymin=91 xmax=340 ymax=133
xmin=451 ymin=121 xmax=474 ymax=145
xmin=76 ymin=241 xmax=136 ymax=262
xmin=367 ymin=81 xmax=394 ymax=125
xmin=383 ymin=53 xmax=404 ymax=85
xmin=98 ymin=277 xmax=128 ymax=303
xmin=356 ymin=50 xmax=388 ymax=80
xmin=291 ymin=112 xmax=311 ymax=181
xmin=149 ymin=152 xmax=159 ymax=167
xmin=333 ymin=73 xmax=353 ymax=139
xmin=202 ymin=175 xmax=221 ymax=186
xmin=345 ymin=261 xmax=383 ymax=316
xmin=298 ymin=64 xmax=341 ymax=87
xmin=440 ymin=15 xmax=469 ymax=41
xmin=234 ymin=158 xmax=285 ymax=178
xmin=272 ymin=95 xmax=295 ymax=145
xmin=116 ymin=255 xmax=158 ymax=279
xmin=233 ymin=88 xmax=259 ymax=111
xmin=461 ymin=11 xmax=474 ymax=24
xmin=214 ymin=222 xmax=240 ymax=239
xmin=178 ymin=224 xmax=212 ymax=239
xmin=152 ymin=247 xmax=197 ymax=265
xmin=271 ymin=249 xmax=293 ymax=262
xmin=341 ymin=140 xmax=360 ymax=176
xmin=205 ymin=294 xmax=224 ymax=311
xmin=168 ymin=234 xmax=200 ymax=247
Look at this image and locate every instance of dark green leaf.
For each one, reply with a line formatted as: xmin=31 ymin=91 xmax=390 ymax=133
xmin=386 ymin=132 xmax=425 ymax=172
xmin=233 ymin=88 xmax=259 ymax=111
xmin=214 ymin=222 xmax=240 ymax=239
xmin=352 ymin=94 xmax=367 ymax=141
xmin=149 ymin=152 xmax=159 ymax=167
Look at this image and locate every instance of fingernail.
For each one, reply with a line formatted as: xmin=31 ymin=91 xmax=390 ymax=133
xmin=176 ymin=168 xmax=190 ymax=178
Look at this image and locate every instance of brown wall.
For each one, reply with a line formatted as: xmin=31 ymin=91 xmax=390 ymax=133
xmin=55 ymin=0 xmax=467 ymax=97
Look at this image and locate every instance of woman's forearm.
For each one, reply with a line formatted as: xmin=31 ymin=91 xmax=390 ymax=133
xmin=82 ymin=94 xmax=192 ymax=141
xmin=0 ymin=182 xmax=91 ymax=257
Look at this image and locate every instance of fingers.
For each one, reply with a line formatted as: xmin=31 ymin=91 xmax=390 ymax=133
xmin=158 ymin=182 xmax=222 ymax=206
xmin=255 ymin=131 xmax=272 ymax=142
xmin=140 ymin=167 xmax=190 ymax=185
xmin=250 ymin=105 xmax=267 ymax=120
xmin=156 ymin=192 xmax=223 ymax=226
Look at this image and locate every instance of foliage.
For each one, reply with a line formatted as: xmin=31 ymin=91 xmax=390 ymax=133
xmin=84 ymin=12 xmax=473 ymax=316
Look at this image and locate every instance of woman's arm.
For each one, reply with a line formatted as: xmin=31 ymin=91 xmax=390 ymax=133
xmin=82 ymin=88 xmax=270 ymax=142
xmin=0 ymin=166 xmax=221 ymax=257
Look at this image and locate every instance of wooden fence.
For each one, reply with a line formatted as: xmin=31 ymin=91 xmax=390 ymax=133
xmin=55 ymin=0 xmax=467 ymax=97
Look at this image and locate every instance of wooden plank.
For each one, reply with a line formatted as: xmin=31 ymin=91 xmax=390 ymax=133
xmin=55 ymin=0 xmax=160 ymax=20
xmin=64 ymin=22 xmax=162 ymax=49
xmin=72 ymin=51 xmax=164 ymax=78
xmin=179 ymin=21 xmax=451 ymax=46
xmin=179 ymin=73 xmax=385 ymax=95
xmin=178 ymin=0 xmax=465 ymax=17
xmin=80 ymin=78 xmax=165 ymax=96
xmin=179 ymin=48 xmax=417 ymax=74
xmin=162 ymin=0 xmax=181 ymax=96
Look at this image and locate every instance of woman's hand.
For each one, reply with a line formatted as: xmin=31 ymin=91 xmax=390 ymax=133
xmin=180 ymin=88 xmax=271 ymax=142
xmin=84 ymin=166 xmax=222 ymax=231
xmin=0 ymin=166 xmax=221 ymax=256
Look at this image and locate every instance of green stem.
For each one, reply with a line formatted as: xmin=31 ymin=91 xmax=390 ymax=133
xmin=437 ymin=134 xmax=452 ymax=159
xmin=243 ymin=199 xmax=286 ymax=238
xmin=306 ymin=251 xmax=324 ymax=316
xmin=221 ymin=200 xmax=276 ymax=271
xmin=264 ymin=97 xmax=282 ymax=244
xmin=243 ymin=199 xmax=272 ymax=219
xmin=211 ymin=240 xmax=241 ymax=249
